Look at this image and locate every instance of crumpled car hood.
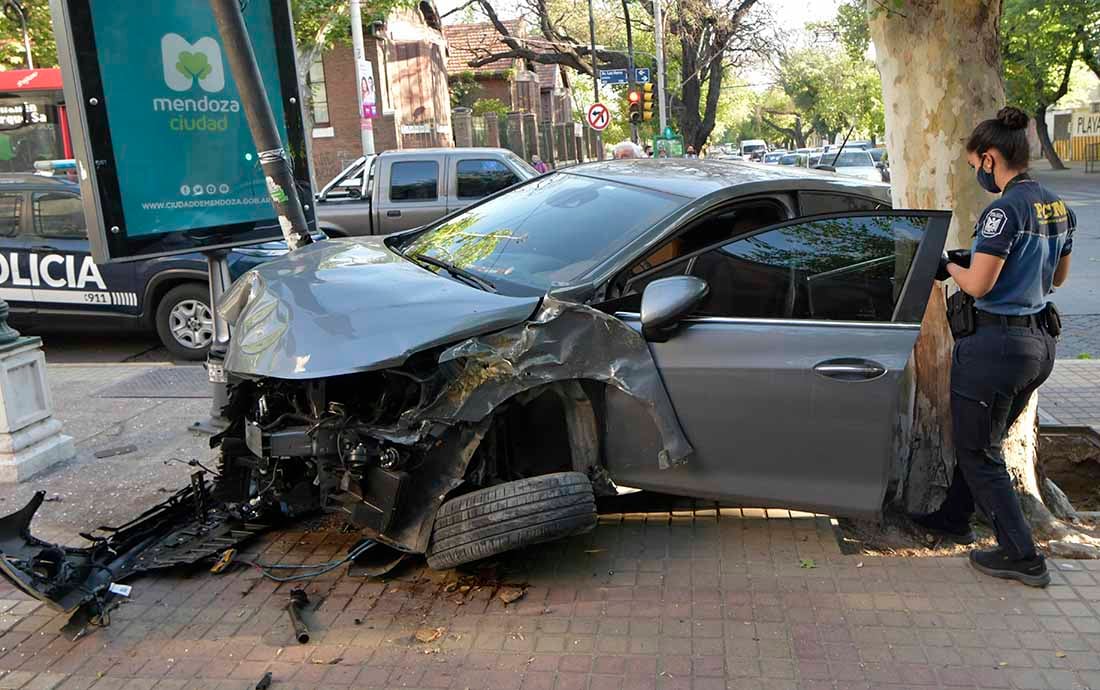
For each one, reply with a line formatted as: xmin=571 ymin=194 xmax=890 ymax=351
xmin=218 ymin=237 xmax=541 ymax=379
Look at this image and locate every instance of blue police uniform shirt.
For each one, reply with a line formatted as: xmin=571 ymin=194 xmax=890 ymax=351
xmin=971 ymin=173 xmax=1075 ymax=315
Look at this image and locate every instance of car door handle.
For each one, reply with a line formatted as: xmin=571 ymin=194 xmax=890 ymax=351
xmin=813 ymin=359 xmax=887 ymax=381
xmin=386 ymin=210 xmax=402 ymax=217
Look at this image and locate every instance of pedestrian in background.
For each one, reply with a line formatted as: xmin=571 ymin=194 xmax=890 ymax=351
xmin=612 ymin=141 xmax=645 ymax=159
xmin=531 ymin=155 xmax=549 ymax=174
xmin=915 ymin=106 xmax=1075 ymax=588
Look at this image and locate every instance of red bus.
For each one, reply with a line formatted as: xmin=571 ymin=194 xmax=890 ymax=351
xmin=0 ymin=68 xmax=71 ymax=173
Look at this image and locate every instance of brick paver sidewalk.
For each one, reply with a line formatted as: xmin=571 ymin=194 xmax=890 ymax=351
xmin=0 ymin=509 xmax=1098 ymax=690
xmin=1040 ymin=359 xmax=1100 ymax=431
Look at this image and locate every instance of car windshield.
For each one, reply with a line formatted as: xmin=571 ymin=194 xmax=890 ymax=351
xmin=832 ymin=151 xmax=875 ymax=167
xmin=869 ymin=149 xmax=885 ymax=162
xmin=779 ymin=154 xmax=801 ymax=165
xmin=393 ymin=172 xmax=685 ymax=295
xmin=742 ymin=144 xmax=765 ymax=153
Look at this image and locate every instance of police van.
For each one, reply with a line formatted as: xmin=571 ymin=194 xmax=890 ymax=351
xmin=0 ymin=173 xmax=301 ymax=359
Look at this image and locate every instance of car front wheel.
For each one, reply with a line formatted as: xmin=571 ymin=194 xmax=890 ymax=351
xmin=426 ymin=471 xmax=597 ymax=570
xmin=155 ymin=283 xmax=214 ymax=361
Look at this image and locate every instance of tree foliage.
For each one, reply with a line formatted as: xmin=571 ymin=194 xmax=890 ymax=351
xmin=1002 ymin=0 xmax=1100 ymax=168
xmin=0 ymin=0 xmax=56 ymax=68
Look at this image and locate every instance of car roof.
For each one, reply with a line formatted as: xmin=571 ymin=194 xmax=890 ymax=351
xmin=0 ymin=173 xmax=79 ymax=190
xmin=562 ymin=158 xmax=890 ymax=201
xmin=378 ymin=147 xmax=516 ymax=157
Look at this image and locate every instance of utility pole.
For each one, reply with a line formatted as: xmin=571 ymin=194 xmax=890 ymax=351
xmin=587 ymin=0 xmax=602 ymax=159
xmin=653 ymin=0 xmax=667 ymax=132
xmin=623 ymin=0 xmax=637 ymax=144
xmin=350 ymin=0 xmax=376 ymax=155
xmin=210 ymin=0 xmax=313 ymax=251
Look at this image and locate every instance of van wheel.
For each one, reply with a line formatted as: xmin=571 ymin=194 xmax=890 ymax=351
xmin=155 ymin=283 xmax=213 ymax=361
xmin=426 ymin=472 xmax=597 ymax=570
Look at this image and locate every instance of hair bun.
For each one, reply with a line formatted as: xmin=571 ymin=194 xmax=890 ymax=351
xmin=997 ymin=107 xmax=1029 ymax=130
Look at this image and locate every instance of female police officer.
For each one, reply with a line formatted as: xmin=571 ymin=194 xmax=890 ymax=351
xmin=914 ymin=106 xmax=1074 ymax=587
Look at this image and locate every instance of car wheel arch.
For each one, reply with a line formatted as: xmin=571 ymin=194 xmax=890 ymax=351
xmin=142 ymin=271 xmax=208 ymax=325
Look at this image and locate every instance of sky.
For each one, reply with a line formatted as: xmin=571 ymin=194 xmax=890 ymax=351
xmin=436 ymin=0 xmax=842 ymax=28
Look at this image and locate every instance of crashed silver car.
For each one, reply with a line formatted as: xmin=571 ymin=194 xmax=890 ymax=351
xmin=0 ymin=160 xmax=948 ymax=613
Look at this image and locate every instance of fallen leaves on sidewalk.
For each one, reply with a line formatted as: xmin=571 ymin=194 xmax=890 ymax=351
xmin=498 ymin=586 xmax=526 ymax=604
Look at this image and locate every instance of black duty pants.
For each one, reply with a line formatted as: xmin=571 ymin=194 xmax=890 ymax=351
xmin=938 ymin=322 xmax=1056 ymax=560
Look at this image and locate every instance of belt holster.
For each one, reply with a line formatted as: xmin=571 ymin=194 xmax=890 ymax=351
xmin=1042 ymin=302 xmax=1062 ymax=338
xmin=946 ymin=290 xmax=976 ymax=339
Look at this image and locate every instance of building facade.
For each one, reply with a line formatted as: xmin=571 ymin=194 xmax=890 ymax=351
xmin=307 ymin=2 xmax=454 ymax=183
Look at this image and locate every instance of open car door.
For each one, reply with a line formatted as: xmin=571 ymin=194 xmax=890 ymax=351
xmin=604 ymin=210 xmax=950 ymax=518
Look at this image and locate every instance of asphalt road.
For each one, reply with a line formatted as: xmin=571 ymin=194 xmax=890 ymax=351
xmin=1033 ymin=164 xmax=1099 ymax=317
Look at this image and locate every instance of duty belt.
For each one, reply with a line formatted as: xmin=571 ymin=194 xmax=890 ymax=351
xmin=974 ymin=310 xmax=1041 ymax=328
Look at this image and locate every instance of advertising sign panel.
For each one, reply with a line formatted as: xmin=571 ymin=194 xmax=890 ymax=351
xmin=358 ymin=59 xmax=377 ymax=120
xmin=50 ymin=0 xmax=314 ymax=263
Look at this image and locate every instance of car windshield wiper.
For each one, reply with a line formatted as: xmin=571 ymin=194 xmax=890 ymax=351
xmin=409 ymin=253 xmax=497 ymax=293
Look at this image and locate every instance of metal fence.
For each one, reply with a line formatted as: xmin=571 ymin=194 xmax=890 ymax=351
xmin=459 ymin=111 xmax=593 ymax=169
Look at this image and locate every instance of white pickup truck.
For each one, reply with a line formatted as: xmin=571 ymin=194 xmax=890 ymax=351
xmin=314 ymin=147 xmax=537 ymax=237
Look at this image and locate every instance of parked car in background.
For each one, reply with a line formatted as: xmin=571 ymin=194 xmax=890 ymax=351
xmin=827 ymin=150 xmax=882 ymax=182
xmin=870 ymin=147 xmax=891 ymax=183
xmin=3 ymin=158 xmax=950 ymax=613
xmin=779 ymin=153 xmax=810 ymax=167
xmin=315 ymin=148 xmax=537 ymax=237
xmin=763 ymin=151 xmax=787 ymax=164
xmin=0 ymin=174 xmax=318 ymax=359
xmin=739 ymin=139 xmax=768 ymax=161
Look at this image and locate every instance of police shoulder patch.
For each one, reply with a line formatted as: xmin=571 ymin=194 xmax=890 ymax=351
xmin=981 ymin=208 xmax=1008 ymax=238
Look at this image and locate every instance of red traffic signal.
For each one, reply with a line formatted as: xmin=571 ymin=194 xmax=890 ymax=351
xmin=628 ymin=90 xmax=641 ymax=123
xmin=628 ymin=90 xmax=641 ymax=104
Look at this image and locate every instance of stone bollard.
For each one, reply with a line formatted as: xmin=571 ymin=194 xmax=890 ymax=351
xmin=484 ymin=115 xmax=501 ymax=148
xmin=0 ymin=300 xmax=75 ymax=482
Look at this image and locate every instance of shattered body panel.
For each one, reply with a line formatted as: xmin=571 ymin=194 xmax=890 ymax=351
xmin=0 ymin=478 xmax=267 ymax=613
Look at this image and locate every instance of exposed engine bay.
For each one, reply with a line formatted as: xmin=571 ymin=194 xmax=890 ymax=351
xmin=0 ymin=296 xmax=691 ymax=618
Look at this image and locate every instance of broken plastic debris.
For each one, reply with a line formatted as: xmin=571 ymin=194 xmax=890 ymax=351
xmin=107 ymin=583 xmax=132 ymax=597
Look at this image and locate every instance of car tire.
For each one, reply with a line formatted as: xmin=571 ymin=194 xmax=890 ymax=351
xmin=155 ymin=283 xmax=214 ymax=361
xmin=426 ymin=471 xmax=597 ymax=570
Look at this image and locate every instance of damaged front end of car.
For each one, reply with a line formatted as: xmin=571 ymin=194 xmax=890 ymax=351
xmin=0 ymin=238 xmax=691 ymax=617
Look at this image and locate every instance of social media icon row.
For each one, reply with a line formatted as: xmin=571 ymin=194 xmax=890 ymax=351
xmin=180 ymin=183 xmax=231 ymax=196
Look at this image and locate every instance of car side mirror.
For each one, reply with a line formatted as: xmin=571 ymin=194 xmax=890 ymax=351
xmin=813 ymin=164 xmax=836 ymax=172
xmin=641 ymin=276 xmax=709 ymax=342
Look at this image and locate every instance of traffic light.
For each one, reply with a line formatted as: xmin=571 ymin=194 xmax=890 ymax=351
xmin=627 ymin=89 xmax=641 ymax=123
xmin=642 ymin=83 xmax=654 ymax=121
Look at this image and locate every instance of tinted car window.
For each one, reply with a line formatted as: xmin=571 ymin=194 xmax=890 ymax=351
xmin=689 ymin=215 xmax=927 ymax=322
xmin=32 ymin=192 xmax=86 ymax=239
xmin=390 ymin=161 xmax=438 ymax=201
xmin=0 ymin=192 xmax=22 ymax=237
xmin=396 ymin=172 xmax=684 ymax=295
xmin=456 ymin=159 xmax=519 ymax=199
xmin=800 ymin=192 xmax=884 ymax=216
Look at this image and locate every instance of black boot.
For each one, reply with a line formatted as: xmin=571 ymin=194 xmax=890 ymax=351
xmin=969 ymin=548 xmax=1050 ymax=587
xmin=912 ymin=511 xmax=976 ymax=545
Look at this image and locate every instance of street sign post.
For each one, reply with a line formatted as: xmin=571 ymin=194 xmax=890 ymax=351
xmin=635 ymin=68 xmax=651 ymax=83
xmin=653 ymin=131 xmax=684 ymax=158
xmin=49 ymin=0 xmax=314 ymax=264
xmin=586 ymin=102 xmax=610 ymax=132
xmin=598 ymin=69 xmax=628 ymax=86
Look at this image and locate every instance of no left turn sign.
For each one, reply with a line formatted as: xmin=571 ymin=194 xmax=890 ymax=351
xmin=586 ymin=102 xmax=609 ymax=132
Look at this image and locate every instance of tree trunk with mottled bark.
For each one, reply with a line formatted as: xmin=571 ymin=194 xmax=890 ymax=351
xmin=872 ymin=0 xmax=1099 ymax=557
xmin=870 ymin=0 xmax=1003 ymax=510
xmin=1034 ymin=105 xmax=1067 ymax=170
